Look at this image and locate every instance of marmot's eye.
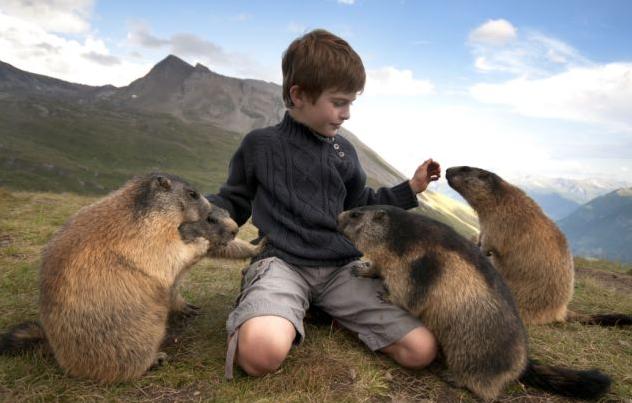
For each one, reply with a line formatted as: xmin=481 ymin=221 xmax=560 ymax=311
xmin=349 ymin=211 xmax=361 ymax=219
xmin=478 ymin=173 xmax=489 ymax=180
xmin=188 ymin=190 xmax=199 ymax=199
xmin=206 ymin=216 xmax=218 ymax=224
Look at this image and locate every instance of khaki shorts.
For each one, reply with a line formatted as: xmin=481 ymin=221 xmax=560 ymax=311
xmin=226 ymin=257 xmax=423 ymax=351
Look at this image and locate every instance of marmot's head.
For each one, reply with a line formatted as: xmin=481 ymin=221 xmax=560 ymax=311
xmin=337 ymin=205 xmax=396 ymax=252
xmin=446 ymin=166 xmax=505 ymax=209
xmin=178 ymin=205 xmax=238 ymax=247
xmin=131 ymin=173 xmax=211 ymax=223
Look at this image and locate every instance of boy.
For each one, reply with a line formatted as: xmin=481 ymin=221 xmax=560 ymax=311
xmin=208 ymin=29 xmax=441 ymax=378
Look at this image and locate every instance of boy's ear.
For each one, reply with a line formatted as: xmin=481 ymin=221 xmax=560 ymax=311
xmin=289 ymin=85 xmax=305 ymax=108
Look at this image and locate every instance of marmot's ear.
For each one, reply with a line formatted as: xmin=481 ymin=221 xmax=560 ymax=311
xmin=374 ymin=210 xmax=387 ymax=221
xmin=153 ymin=176 xmax=172 ymax=191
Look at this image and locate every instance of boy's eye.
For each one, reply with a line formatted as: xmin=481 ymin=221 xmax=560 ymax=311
xmin=332 ymin=99 xmax=352 ymax=107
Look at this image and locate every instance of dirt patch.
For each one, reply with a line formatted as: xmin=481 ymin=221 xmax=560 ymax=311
xmin=576 ymin=267 xmax=632 ymax=294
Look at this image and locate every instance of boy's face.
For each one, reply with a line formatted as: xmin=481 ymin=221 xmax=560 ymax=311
xmin=291 ymin=88 xmax=356 ymax=137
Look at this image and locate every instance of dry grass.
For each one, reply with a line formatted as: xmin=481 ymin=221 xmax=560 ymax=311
xmin=1 ymin=189 xmax=631 ymax=402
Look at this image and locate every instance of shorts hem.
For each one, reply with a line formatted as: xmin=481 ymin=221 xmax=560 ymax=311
xmin=226 ymin=301 xmax=306 ymax=345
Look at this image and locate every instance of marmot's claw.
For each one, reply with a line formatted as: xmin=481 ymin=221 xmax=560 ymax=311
xmin=351 ymin=261 xmax=376 ymax=278
xmin=377 ymin=290 xmax=392 ymax=304
xmin=180 ymin=303 xmax=201 ymax=317
xmin=150 ymin=351 xmax=168 ymax=370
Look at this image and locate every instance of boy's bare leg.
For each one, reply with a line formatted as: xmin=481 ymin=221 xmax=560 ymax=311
xmin=237 ymin=315 xmax=296 ymax=376
xmin=380 ymin=326 xmax=437 ymax=369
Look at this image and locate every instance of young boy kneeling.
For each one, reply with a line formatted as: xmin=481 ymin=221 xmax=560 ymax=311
xmin=208 ymin=29 xmax=441 ymax=378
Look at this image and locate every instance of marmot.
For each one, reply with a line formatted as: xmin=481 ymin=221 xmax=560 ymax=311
xmin=446 ymin=166 xmax=631 ymax=326
xmin=337 ymin=205 xmax=610 ymax=401
xmin=0 ymin=173 xmax=259 ymax=383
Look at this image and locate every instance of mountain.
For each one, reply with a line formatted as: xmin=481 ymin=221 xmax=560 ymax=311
xmin=109 ymin=55 xmax=286 ymax=134
xmin=512 ymin=176 xmax=632 ymax=220
xmin=0 ymin=55 xmax=477 ymax=237
xmin=558 ymin=188 xmax=632 ymax=263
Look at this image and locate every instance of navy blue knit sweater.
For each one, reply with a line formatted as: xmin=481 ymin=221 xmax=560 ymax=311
xmin=207 ymin=112 xmax=419 ymax=266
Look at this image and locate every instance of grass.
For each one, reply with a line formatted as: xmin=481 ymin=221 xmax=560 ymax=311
xmin=1 ymin=189 xmax=631 ymax=402
xmin=575 ymin=257 xmax=632 ymax=275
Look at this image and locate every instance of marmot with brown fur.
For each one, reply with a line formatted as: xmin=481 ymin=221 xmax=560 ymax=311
xmin=338 ymin=205 xmax=610 ymax=401
xmin=0 ymin=173 xmax=258 ymax=383
xmin=447 ymin=166 xmax=631 ymax=326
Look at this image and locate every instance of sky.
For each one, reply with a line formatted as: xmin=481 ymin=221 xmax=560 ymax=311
xmin=1 ymin=0 xmax=631 ymax=183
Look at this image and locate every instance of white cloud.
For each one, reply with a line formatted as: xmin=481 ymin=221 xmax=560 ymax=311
xmin=127 ymin=23 xmax=280 ymax=83
xmin=469 ymin=19 xmax=517 ymax=46
xmin=468 ymin=20 xmax=589 ymax=77
xmin=364 ymin=67 xmax=434 ymax=97
xmin=470 ymin=63 xmax=632 ymax=131
xmin=0 ymin=11 xmax=151 ymax=86
xmin=338 ymin=0 xmax=356 ymax=4
xmin=0 ymin=0 xmax=94 ymax=34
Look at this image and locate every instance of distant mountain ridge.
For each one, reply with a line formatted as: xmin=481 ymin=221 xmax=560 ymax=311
xmin=0 ymin=55 xmax=477 ymax=237
xmin=558 ymin=188 xmax=632 ymax=263
xmin=512 ymin=176 xmax=631 ymax=220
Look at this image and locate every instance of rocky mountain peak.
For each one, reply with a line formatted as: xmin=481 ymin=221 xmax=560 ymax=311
xmin=144 ymin=54 xmax=195 ymax=81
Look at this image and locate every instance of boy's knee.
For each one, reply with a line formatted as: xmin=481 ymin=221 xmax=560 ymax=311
xmin=381 ymin=326 xmax=438 ymax=369
xmin=236 ymin=316 xmax=296 ymax=376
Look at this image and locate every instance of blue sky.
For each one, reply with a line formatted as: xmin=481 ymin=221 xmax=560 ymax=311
xmin=1 ymin=0 xmax=631 ymax=183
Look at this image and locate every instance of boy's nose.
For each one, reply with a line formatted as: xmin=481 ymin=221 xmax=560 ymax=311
xmin=340 ymin=107 xmax=350 ymax=120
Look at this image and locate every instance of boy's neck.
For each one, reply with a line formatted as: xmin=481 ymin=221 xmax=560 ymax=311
xmin=287 ymin=109 xmax=307 ymax=127
xmin=286 ymin=109 xmax=336 ymax=142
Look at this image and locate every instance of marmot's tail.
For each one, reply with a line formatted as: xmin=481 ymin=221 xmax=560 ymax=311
xmin=519 ymin=360 xmax=610 ymax=400
xmin=566 ymin=310 xmax=632 ymax=326
xmin=0 ymin=321 xmax=46 ymax=354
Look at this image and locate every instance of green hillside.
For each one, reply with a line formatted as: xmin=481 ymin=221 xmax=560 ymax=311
xmin=0 ymin=97 xmax=242 ymax=194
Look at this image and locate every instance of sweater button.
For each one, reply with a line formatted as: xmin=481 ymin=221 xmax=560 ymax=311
xmin=333 ymin=143 xmax=340 ymax=150
xmin=338 ymin=151 xmax=345 ymax=157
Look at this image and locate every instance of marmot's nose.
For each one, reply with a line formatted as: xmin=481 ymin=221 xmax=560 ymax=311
xmin=336 ymin=211 xmax=345 ymax=224
xmin=336 ymin=212 xmax=348 ymax=231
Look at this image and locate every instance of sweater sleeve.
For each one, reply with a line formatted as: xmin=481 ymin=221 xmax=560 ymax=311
xmin=206 ymin=134 xmax=257 ymax=226
xmin=343 ymin=146 xmax=419 ymax=210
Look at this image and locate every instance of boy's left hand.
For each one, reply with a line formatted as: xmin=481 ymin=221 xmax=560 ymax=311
xmin=409 ymin=159 xmax=441 ymax=194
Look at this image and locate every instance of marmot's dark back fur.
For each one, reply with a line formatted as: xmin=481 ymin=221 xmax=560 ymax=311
xmin=1 ymin=173 xmax=258 ymax=383
xmin=447 ymin=166 xmax=631 ymax=326
xmin=338 ymin=205 xmax=610 ymax=401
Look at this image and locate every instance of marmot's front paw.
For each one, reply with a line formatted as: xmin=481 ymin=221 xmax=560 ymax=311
xmin=351 ymin=260 xmax=378 ymax=278
xmin=150 ymin=352 xmax=168 ymax=370
xmin=179 ymin=302 xmax=201 ymax=317
xmin=251 ymin=236 xmax=268 ymax=254
xmin=377 ymin=289 xmax=392 ymax=304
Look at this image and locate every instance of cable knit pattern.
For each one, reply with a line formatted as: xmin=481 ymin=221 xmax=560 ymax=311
xmin=207 ymin=112 xmax=419 ymax=266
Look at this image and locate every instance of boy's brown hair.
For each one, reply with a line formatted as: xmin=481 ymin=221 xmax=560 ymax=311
xmin=282 ymin=29 xmax=366 ymax=107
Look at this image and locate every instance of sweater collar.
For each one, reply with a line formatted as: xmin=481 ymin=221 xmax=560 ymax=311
xmin=279 ymin=111 xmax=337 ymax=143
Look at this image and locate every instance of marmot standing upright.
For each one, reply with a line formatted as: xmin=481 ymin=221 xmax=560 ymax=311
xmin=0 ymin=173 xmax=258 ymax=383
xmin=338 ymin=205 xmax=610 ymax=401
xmin=446 ymin=166 xmax=631 ymax=326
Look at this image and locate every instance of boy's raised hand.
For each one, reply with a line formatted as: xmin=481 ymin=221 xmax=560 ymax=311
xmin=409 ymin=159 xmax=441 ymax=194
